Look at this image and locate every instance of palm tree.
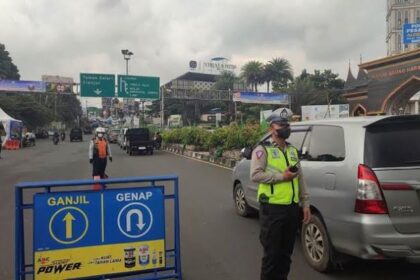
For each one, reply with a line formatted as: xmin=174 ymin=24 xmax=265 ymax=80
xmin=241 ymin=61 xmax=264 ymax=92
xmin=263 ymin=63 xmax=275 ymax=93
xmin=268 ymin=58 xmax=293 ymax=92
xmin=214 ymin=71 xmax=237 ymax=90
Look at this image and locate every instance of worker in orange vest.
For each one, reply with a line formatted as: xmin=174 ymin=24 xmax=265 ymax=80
xmin=89 ymin=127 xmax=112 ymax=178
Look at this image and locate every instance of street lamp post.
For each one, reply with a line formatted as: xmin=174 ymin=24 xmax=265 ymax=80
xmin=121 ymin=49 xmax=133 ymax=122
xmin=121 ymin=49 xmax=133 ymax=76
xmin=160 ymin=87 xmax=164 ymax=128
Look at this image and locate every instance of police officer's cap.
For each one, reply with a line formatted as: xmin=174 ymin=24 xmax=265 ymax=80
xmin=268 ymin=108 xmax=293 ymax=125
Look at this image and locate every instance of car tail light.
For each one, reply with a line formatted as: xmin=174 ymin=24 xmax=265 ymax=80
xmin=355 ymin=164 xmax=388 ymax=214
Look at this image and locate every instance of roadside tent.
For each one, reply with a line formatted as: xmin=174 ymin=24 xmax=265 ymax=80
xmin=0 ymin=107 xmax=23 ymax=146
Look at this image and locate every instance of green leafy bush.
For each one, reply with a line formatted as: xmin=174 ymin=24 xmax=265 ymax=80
xmin=163 ymin=124 xmax=266 ymax=151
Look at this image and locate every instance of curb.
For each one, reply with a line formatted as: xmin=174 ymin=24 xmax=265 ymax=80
xmin=163 ymin=146 xmax=238 ymax=169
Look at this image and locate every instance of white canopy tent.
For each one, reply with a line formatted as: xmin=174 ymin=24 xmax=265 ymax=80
xmin=0 ymin=107 xmax=23 ymax=146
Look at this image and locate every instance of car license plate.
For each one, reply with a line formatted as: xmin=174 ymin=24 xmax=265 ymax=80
xmin=138 ymin=147 xmax=146 ymax=150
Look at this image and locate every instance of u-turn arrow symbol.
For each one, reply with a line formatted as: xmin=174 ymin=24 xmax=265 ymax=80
xmin=126 ymin=209 xmax=146 ymax=232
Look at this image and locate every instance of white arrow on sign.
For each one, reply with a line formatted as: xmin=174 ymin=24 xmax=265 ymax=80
xmin=126 ymin=208 xmax=146 ymax=232
xmin=119 ymin=78 xmax=129 ymax=95
xmin=94 ymin=89 xmax=102 ymax=95
xmin=117 ymin=202 xmax=153 ymax=238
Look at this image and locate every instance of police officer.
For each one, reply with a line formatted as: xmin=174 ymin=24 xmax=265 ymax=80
xmin=89 ymin=127 xmax=112 ymax=178
xmin=251 ymin=111 xmax=311 ymax=280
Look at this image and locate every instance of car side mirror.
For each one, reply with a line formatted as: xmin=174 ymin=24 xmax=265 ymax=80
xmin=241 ymin=147 xmax=253 ymax=160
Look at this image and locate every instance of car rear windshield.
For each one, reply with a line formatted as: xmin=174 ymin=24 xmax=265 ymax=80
xmin=127 ymin=128 xmax=149 ymax=135
xmin=72 ymin=129 xmax=81 ymax=133
xmin=365 ymin=121 xmax=420 ymax=168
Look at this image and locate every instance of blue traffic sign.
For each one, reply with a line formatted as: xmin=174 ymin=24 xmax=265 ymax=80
xmin=34 ymin=187 xmax=165 ymax=250
xmin=33 ymin=187 xmax=166 ymax=279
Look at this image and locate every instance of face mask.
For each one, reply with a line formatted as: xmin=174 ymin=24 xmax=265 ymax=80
xmin=98 ymin=133 xmax=103 ymax=138
xmin=276 ymin=128 xmax=291 ymax=139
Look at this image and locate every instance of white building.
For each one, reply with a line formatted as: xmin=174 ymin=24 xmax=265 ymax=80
xmin=387 ymin=0 xmax=420 ymax=56
xmin=407 ymin=91 xmax=420 ymax=114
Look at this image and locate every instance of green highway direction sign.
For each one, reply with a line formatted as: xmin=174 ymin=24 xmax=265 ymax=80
xmin=118 ymin=75 xmax=160 ymax=100
xmin=80 ymin=73 xmax=116 ymax=97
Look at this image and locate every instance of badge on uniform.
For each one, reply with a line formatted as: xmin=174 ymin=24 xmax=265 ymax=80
xmin=290 ymin=150 xmax=298 ymax=162
xmin=256 ymin=150 xmax=264 ymax=159
xmin=271 ymin=149 xmax=280 ymax=158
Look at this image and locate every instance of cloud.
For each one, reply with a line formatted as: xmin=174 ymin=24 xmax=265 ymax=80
xmin=0 ymin=0 xmax=386 ymax=85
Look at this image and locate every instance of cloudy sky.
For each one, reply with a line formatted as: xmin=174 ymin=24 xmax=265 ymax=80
xmin=1 ymin=0 xmax=386 ymax=85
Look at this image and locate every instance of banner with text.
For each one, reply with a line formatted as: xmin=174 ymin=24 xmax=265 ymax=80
xmin=0 ymin=80 xmax=46 ymax=93
xmin=233 ymin=92 xmax=289 ymax=105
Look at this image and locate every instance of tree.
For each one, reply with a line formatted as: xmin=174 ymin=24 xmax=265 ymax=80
xmin=289 ymin=69 xmax=346 ymax=114
xmin=288 ymin=77 xmax=317 ymax=114
xmin=269 ymin=58 xmax=293 ymax=92
xmin=56 ymin=94 xmax=83 ymax=126
xmin=0 ymin=94 xmax=54 ymax=128
xmin=214 ymin=71 xmax=237 ymax=90
xmin=263 ymin=63 xmax=275 ymax=93
xmin=310 ymin=69 xmax=345 ymax=90
xmin=241 ymin=61 xmax=264 ymax=92
xmin=0 ymin=43 xmax=20 ymax=80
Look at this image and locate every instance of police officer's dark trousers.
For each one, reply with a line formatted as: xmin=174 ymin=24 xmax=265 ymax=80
xmin=92 ymin=157 xmax=107 ymax=178
xmin=259 ymin=202 xmax=299 ymax=280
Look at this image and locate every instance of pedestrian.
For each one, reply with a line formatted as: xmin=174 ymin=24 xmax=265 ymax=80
xmin=154 ymin=132 xmax=162 ymax=150
xmin=250 ymin=111 xmax=311 ymax=280
xmin=0 ymin=122 xmax=5 ymax=159
xmin=89 ymin=127 xmax=112 ymax=178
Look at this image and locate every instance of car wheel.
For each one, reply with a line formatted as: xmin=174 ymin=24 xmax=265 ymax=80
xmin=234 ymin=183 xmax=253 ymax=217
xmin=301 ymin=214 xmax=333 ymax=272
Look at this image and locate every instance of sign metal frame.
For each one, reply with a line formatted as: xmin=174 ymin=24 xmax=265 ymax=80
xmin=15 ymin=175 xmax=182 ymax=280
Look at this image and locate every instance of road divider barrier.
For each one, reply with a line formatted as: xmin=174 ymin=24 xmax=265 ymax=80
xmin=164 ymin=144 xmax=238 ymax=169
xmin=15 ymin=175 xmax=182 ymax=280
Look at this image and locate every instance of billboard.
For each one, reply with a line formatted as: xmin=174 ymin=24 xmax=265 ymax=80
xmin=301 ymin=104 xmax=349 ymax=121
xmin=0 ymin=80 xmax=46 ymax=93
xmin=403 ymin=23 xmax=420 ymax=44
xmin=42 ymin=75 xmax=74 ymax=94
xmin=233 ymin=92 xmax=289 ymax=105
xmin=189 ymin=57 xmax=237 ymax=75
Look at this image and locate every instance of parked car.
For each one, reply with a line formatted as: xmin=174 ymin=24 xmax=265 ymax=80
xmin=232 ymin=115 xmax=420 ymax=272
xmin=107 ymin=129 xmax=119 ymax=143
xmin=70 ymin=128 xmax=83 ymax=142
xmin=125 ymin=128 xmax=154 ymax=156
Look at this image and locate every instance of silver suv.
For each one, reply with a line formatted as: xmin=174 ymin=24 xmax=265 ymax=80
xmin=232 ymin=115 xmax=420 ymax=272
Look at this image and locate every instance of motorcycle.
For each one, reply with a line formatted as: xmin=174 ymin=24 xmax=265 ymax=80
xmin=61 ymin=132 xmax=66 ymax=142
xmin=154 ymin=136 xmax=162 ymax=150
xmin=53 ymin=133 xmax=59 ymax=145
xmin=22 ymin=134 xmax=36 ymax=147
